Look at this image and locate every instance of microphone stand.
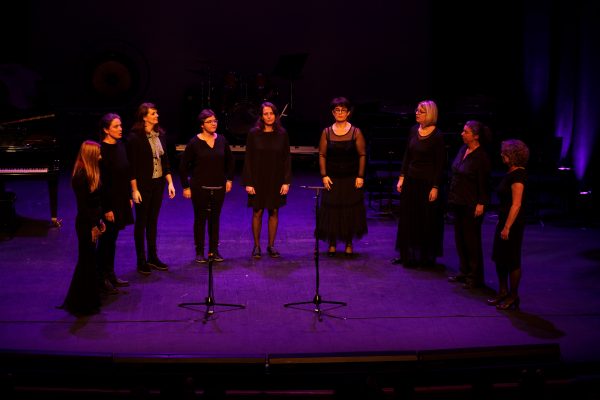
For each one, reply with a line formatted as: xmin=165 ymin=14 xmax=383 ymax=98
xmin=178 ymin=186 xmax=245 ymax=323
xmin=284 ymin=185 xmax=347 ymax=321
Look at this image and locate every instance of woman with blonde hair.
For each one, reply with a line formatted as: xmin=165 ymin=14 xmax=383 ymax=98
xmin=394 ymin=100 xmax=446 ymax=267
xmin=61 ymin=140 xmax=105 ymax=315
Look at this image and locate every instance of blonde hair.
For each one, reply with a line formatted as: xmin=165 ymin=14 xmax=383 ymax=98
xmin=418 ymin=100 xmax=438 ymax=127
xmin=72 ymin=140 xmax=101 ymax=192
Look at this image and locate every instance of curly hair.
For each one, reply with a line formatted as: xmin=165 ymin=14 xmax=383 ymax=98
xmin=501 ymin=139 xmax=529 ymax=168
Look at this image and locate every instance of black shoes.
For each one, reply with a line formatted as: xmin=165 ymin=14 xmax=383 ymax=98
xmin=344 ymin=245 xmax=353 ymax=257
xmin=252 ymin=246 xmax=279 ymax=258
xmin=462 ymin=280 xmax=484 ymax=290
xmin=148 ymin=257 xmax=169 ymax=271
xmin=327 ymin=246 xmax=336 ymax=257
xmin=137 ymin=262 xmax=151 ymax=275
xmin=487 ymin=292 xmax=508 ymax=306
xmin=102 ymin=279 xmax=119 ymax=295
xmin=267 ymin=246 xmax=280 ymax=258
xmin=211 ymin=252 xmax=225 ymax=262
xmin=496 ymin=296 xmax=520 ymax=310
xmin=391 ymin=258 xmax=403 ymax=265
xmin=197 ymin=253 xmax=224 ymax=263
xmin=113 ymin=277 xmax=129 ymax=287
xmin=448 ymin=275 xmax=467 ymax=283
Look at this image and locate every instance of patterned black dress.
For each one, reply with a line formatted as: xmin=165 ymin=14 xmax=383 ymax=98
xmin=316 ymin=126 xmax=367 ymax=244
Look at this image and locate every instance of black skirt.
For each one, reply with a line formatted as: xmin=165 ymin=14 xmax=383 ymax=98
xmin=395 ymin=176 xmax=444 ymax=262
xmin=316 ymin=176 xmax=367 ymax=243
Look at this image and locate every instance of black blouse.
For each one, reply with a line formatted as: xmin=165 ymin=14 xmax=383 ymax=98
xmin=179 ymin=134 xmax=235 ymax=189
xmin=448 ymin=145 xmax=491 ymax=207
xmin=400 ymin=125 xmax=446 ymax=188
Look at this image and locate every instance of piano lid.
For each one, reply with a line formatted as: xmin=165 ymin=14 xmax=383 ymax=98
xmin=0 ymin=113 xmax=58 ymax=152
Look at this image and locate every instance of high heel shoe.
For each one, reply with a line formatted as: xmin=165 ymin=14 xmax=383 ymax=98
xmin=267 ymin=246 xmax=280 ymax=258
xmin=344 ymin=244 xmax=353 ymax=257
xmin=487 ymin=292 xmax=508 ymax=306
xmin=252 ymin=246 xmax=261 ymax=259
xmin=327 ymin=245 xmax=336 ymax=257
xmin=496 ymin=296 xmax=520 ymax=310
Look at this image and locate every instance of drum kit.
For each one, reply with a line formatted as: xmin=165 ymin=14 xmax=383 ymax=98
xmin=187 ymin=69 xmax=282 ymax=144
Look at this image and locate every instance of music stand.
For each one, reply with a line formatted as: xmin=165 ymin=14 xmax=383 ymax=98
xmin=178 ymin=186 xmax=245 ymax=323
xmin=284 ymin=185 xmax=347 ymax=321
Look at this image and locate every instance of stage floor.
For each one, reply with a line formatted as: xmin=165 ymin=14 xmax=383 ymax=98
xmin=1 ymin=168 xmax=600 ymax=369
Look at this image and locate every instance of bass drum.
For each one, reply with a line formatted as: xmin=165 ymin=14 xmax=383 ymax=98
xmin=224 ymin=101 xmax=259 ymax=143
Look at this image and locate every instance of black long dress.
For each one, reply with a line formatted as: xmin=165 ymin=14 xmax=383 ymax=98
xmin=492 ymin=168 xmax=527 ymax=271
xmin=395 ymin=125 xmax=446 ymax=265
xmin=61 ymin=171 xmax=103 ymax=315
xmin=242 ymin=128 xmax=291 ymax=210
xmin=316 ymin=126 xmax=368 ymax=244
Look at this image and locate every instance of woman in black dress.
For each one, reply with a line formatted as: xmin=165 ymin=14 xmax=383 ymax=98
xmin=447 ymin=120 xmax=492 ymax=289
xmin=61 ymin=141 xmax=105 ymax=316
xmin=316 ymin=97 xmax=367 ymax=257
xmin=97 ymin=113 xmax=134 ymax=294
xmin=394 ymin=100 xmax=446 ymax=267
xmin=180 ymin=109 xmax=234 ymax=263
xmin=488 ymin=139 xmax=529 ymax=310
xmin=242 ymin=102 xmax=291 ymax=258
xmin=127 ymin=102 xmax=176 ymax=275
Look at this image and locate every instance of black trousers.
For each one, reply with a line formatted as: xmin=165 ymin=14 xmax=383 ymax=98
xmin=134 ymin=178 xmax=165 ymax=262
xmin=97 ymin=220 xmax=119 ymax=282
xmin=452 ymin=204 xmax=485 ymax=285
xmin=191 ymin=186 xmax=225 ymax=255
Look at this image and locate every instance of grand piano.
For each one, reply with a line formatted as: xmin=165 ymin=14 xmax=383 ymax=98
xmin=0 ymin=114 xmax=61 ymax=228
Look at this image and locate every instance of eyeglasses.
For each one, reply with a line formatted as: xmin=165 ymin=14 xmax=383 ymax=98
xmin=415 ymin=109 xmax=427 ymax=114
xmin=204 ymin=119 xmax=218 ymax=124
xmin=333 ymin=108 xmax=349 ymax=114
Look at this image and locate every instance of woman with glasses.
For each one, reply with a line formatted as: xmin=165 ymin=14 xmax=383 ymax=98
xmin=242 ymin=102 xmax=291 ymax=258
xmin=180 ymin=109 xmax=234 ymax=263
xmin=447 ymin=120 xmax=492 ymax=289
xmin=127 ymin=102 xmax=176 ymax=275
xmin=394 ymin=100 xmax=446 ymax=268
xmin=316 ymin=97 xmax=367 ymax=257
xmin=488 ymin=139 xmax=529 ymax=310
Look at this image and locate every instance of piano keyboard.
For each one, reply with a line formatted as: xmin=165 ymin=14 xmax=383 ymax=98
xmin=0 ymin=167 xmax=49 ymax=174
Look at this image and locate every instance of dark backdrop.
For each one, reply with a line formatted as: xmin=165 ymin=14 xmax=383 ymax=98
xmin=1 ymin=0 xmax=598 ymax=202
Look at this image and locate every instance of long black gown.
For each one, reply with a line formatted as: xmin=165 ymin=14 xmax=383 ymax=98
xmin=61 ymin=171 xmax=103 ymax=315
xmin=395 ymin=125 xmax=446 ymax=265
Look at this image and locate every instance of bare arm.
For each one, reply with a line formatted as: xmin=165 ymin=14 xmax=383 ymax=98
xmin=501 ymin=182 xmax=524 ymax=240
